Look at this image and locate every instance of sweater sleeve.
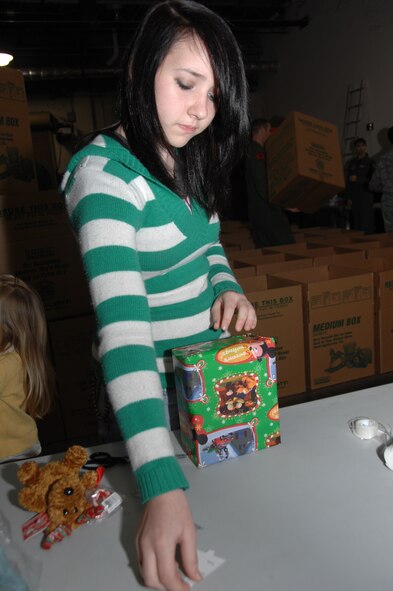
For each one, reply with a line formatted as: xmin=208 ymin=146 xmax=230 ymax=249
xmin=207 ymin=240 xmax=243 ymax=299
xmin=62 ymin=159 xmax=188 ymax=503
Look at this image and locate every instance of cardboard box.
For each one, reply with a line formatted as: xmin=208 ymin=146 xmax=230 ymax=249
xmin=0 ymin=230 xmax=91 ymax=321
xmin=0 ymin=190 xmax=70 ymax=241
xmin=300 ymin=226 xmax=346 ymax=234
xmin=227 ymin=247 xmax=273 ymax=260
xmin=310 ymin=239 xmax=390 ymax=253
xmin=312 ymin=255 xmax=393 ymax=370
xmin=231 ymin=275 xmax=307 ymax=397
xmin=361 ymin=232 xmax=393 ymax=242
xmin=0 ymin=190 xmax=91 ymax=320
xmin=269 ymin=266 xmax=375 ymax=389
xmin=0 ymin=67 xmax=37 ymax=193
xmin=266 ymin=111 xmax=345 ymax=213
xmin=265 ymin=244 xmax=367 ymax=266
xmin=172 ymin=334 xmax=280 ymax=467
xmin=361 ymin=258 xmax=393 ymax=374
xmin=367 ymin=245 xmax=393 ymax=259
xmin=264 ymin=243 xmax=340 ymax=257
xmin=343 ymin=239 xmax=393 ymax=252
xmin=332 ymin=257 xmax=393 ymax=374
xmin=231 ymin=251 xmax=312 ymax=277
xmin=230 ymin=260 xmax=256 ymax=279
xmin=255 ymin=256 xmax=313 ymax=276
xmin=309 ymin=234 xmax=366 ymax=247
xmin=222 ymin=236 xmax=255 ymax=249
xmin=312 ymin=250 xmax=367 ymax=267
xmin=292 ymin=232 xmax=331 ymax=242
xmin=30 ymin=112 xmax=58 ymax=190
xmin=48 ymin=315 xmax=99 ymax=441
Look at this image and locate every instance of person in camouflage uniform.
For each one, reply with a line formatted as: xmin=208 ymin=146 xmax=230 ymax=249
xmin=369 ymin=127 xmax=393 ymax=232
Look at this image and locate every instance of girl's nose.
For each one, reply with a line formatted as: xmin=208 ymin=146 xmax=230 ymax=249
xmin=188 ymin=93 xmax=209 ymax=120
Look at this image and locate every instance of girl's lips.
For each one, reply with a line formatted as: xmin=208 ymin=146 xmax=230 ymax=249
xmin=178 ymin=124 xmax=197 ymax=133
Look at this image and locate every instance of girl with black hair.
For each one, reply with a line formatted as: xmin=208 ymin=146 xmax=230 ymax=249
xmin=61 ymin=1 xmax=256 ymax=589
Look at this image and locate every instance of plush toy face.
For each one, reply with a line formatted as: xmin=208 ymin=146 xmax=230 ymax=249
xmin=18 ymin=445 xmax=99 ymax=533
xmin=46 ymin=474 xmax=92 ymax=532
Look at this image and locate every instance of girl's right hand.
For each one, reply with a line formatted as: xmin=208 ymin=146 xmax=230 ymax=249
xmin=136 ymin=489 xmax=202 ymax=590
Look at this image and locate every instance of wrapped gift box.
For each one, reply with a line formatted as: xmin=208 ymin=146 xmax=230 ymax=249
xmin=172 ymin=334 xmax=281 ymax=467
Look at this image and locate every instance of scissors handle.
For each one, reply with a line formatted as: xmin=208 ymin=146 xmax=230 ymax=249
xmin=83 ymin=451 xmax=129 ymax=469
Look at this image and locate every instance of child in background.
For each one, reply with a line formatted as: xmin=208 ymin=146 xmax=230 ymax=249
xmin=0 ymin=274 xmax=54 ymax=463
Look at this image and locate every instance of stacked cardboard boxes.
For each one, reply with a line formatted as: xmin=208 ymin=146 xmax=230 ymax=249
xmin=269 ymin=266 xmax=375 ymax=391
xmin=0 ymin=67 xmax=37 ymax=194
xmin=222 ymin=222 xmax=393 ymax=399
xmin=0 ymin=189 xmax=97 ymax=445
xmin=229 ymin=251 xmax=313 ymax=279
xmin=0 ymin=69 xmax=98 ymax=447
xmin=361 ymin=257 xmax=393 ymax=374
xmin=313 ymin=253 xmax=393 ymax=374
xmin=311 ymin=250 xmax=367 ymax=267
xmin=0 ymin=190 xmax=92 ymax=321
xmin=310 ymin=238 xmax=393 ymax=252
xmin=263 ymin=242 xmax=355 ymax=257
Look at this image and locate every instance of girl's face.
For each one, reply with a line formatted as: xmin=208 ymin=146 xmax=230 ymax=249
xmin=154 ymin=35 xmax=218 ymax=153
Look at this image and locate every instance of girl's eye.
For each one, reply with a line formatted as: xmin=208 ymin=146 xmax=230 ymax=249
xmin=208 ymin=91 xmax=217 ymax=103
xmin=176 ymin=79 xmax=192 ymax=91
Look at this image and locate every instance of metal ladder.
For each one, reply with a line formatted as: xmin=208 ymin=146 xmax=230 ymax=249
xmin=342 ymin=80 xmax=364 ymax=160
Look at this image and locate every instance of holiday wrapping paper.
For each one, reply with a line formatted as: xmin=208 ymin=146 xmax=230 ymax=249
xmin=172 ymin=334 xmax=281 ymax=467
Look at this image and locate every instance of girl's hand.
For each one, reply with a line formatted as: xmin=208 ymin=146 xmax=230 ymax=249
xmin=136 ymin=489 xmax=202 ymax=591
xmin=211 ymin=291 xmax=257 ymax=332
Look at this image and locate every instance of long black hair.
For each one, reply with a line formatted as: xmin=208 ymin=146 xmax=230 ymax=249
xmin=119 ymin=0 xmax=249 ymax=216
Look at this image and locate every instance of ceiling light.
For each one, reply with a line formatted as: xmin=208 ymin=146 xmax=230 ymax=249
xmin=0 ymin=53 xmax=14 ymax=67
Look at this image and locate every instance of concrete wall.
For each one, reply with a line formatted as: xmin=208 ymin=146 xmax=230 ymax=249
xmin=250 ymin=0 xmax=393 ymax=158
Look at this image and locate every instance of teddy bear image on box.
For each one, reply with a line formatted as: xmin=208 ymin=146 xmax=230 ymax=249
xmin=172 ymin=334 xmax=281 ymax=467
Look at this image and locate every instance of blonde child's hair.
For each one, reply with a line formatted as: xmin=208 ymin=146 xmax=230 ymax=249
xmin=0 ymin=274 xmax=54 ymax=418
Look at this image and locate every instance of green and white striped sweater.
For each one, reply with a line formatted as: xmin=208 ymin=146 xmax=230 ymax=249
xmin=61 ymin=134 xmax=242 ymax=503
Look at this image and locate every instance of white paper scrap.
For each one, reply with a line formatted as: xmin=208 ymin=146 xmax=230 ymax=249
xmin=183 ymin=549 xmax=226 ymax=588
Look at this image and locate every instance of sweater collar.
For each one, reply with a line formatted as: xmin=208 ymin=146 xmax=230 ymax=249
xmin=66 ymin=133 xmax=160 ymax=186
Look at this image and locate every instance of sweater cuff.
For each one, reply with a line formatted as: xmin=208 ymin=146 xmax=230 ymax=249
xmin=214 ymin=280 xmax=243 ymax=299
xmin=134 ymin=456 xmax=190 ymax=504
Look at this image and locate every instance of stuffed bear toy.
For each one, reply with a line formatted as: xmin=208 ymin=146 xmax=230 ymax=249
xmin=18 ymin=445 xmax=101 ymax=549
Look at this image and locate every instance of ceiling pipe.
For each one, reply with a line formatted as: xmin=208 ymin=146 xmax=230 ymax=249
xmin=22 ymin=67 xmax=122 ymax=80
xmin=22 ymin=61 xmax=279 ymax=80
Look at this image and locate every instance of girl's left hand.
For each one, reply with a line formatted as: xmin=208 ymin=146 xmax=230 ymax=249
xmin=211 ymin=291 xmax=257 ymax=333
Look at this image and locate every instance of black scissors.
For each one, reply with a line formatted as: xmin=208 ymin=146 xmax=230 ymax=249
xmin=83 ymin=451 xmax=130 ymax=470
